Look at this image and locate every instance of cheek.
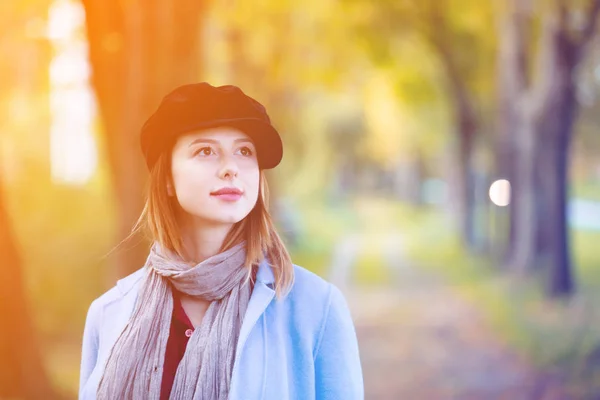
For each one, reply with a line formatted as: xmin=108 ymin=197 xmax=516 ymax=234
xmin=245 ymin=170 xmax=261 ymax=203
xmin=171 ymin=164 xmax=211 ymax=205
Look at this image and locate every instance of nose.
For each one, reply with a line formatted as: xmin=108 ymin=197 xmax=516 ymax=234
xmin=218 ymin=154 xmax=239 ymax=180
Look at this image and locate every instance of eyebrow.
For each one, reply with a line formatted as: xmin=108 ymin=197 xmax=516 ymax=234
xmin=188 ymin=138 xmax=254 ymax=147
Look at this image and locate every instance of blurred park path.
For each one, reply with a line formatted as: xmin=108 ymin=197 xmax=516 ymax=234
xmin=331 ymin=231 xmax=569 ymax=400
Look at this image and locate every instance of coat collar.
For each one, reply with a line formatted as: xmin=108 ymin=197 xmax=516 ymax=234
xmin=116 ymin=267 xmax=146 ymax=295
xmin=256 ymin=258 xmax=275 ymax=286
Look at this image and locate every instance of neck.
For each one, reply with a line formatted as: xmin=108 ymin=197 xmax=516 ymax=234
xmin=177 ymin=216 xmax=234 ymax=264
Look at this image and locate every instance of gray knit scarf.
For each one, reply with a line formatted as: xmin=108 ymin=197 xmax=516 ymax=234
xmin=97 ymin=241 xmax=252 ymax=400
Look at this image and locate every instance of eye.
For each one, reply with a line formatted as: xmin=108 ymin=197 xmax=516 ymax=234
xmin=194 ymin=147 xmax=214 ymax=157
xmin=238 ymin=146 xmax=254 ymax=157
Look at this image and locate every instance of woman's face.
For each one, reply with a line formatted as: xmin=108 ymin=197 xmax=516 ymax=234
xmin=170 ymin=127 xmax=260 ymax=227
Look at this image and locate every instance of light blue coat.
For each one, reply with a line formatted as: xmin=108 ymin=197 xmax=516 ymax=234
xmin=79 ymin=260 xmax=364 ymax=399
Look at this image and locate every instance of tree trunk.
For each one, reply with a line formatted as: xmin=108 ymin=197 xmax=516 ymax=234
xmin=428 ymin=36 xmax=479 ymax=250
xmin=82 ymin=0 xmax=206 ymax=282
xmin=0 ymin=178 xmax=58 ymax=399
xmin=455 ymin=106 xmax=477 ymax=249
xmin=538 ymin=112 xmax=575 ymax=296
xmin=407 ymin=152 xmax=425 ymax=205
xmin=510 ymin=103 xmax=538 ymax=273
xmin=497 ymin=1 xmax=597 ymax=300
xmin=504 ymin=0 xmax=599 ymax=296
xmin=495 ymin=0 xmax=531 ymax=265
xmin=533 ymin=21 xmax=578 ymax=296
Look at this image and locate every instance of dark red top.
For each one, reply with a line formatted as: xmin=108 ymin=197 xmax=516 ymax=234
xmin=160 ymin=268 xmax=256 ymax=399
xmin=160 ymin=291 xmax=195 ymax=400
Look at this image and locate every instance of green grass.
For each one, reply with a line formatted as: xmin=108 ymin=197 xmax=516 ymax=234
xmin=571 ymin=181 xmax=600 ymax=202
xmin=287 ymin=198 xmax=359 ymax=277
xmin=349 ymin=196 xmax=419 ymax=286
xmin=290 ymin=196 xmax=403 ymax=286
xmin=352 ymin=236 xmax=391 ymax=285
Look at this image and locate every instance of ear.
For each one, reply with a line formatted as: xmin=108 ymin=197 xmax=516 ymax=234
xmin=166 ymin=183 xmax=175 ymax=197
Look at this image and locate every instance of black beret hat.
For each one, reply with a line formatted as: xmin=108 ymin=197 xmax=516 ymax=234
xmin=140 ymin=82 xmax=283 ymax=170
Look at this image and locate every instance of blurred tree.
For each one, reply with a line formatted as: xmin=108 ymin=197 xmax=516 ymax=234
xmin=81 ymin=0 xmax=206 ymax=280
xmin=494 ymin=0 xmax=530 ymax=268
xmin=346 ymin=0 xmax=496 ymax=250
xmin=0 ymin=177 xmax=57 ymax=399
xmin=576 ymin=46 xmax=600 ymax=161
xmin=0 ymin=1 xmax=65 ymax=398
xmin=498 ymin=0 xmax=600 ymax=296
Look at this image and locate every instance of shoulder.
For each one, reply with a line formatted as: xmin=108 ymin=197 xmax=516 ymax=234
xmin=291 ymin=264 xmax=349 ymax=316
xmin=287 ymin=264 xmax=334 ymax=302
xmin=279 ymin=263 xmax=348 ymax=328
xmin=89 ymin=267 xmax=147 ymax=310
xmin=276 ymin=264 xmax=356 ymax=356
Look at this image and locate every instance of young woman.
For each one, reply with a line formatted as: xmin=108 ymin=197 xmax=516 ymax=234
xmin=79 ymin=83 xmax=363 ymax=400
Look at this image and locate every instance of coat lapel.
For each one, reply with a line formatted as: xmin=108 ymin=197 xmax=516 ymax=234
xmin=230 ymin=260 xmax=276 ymax=396
xmin=236 ymin=259 xmax=276 ymax=354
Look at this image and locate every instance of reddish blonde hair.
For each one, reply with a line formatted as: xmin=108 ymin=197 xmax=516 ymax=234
xmin=133 ymin=152 xmax=294 ymax=299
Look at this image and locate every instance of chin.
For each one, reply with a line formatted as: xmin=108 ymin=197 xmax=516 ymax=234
xmin=182 ymin=200 xmax=255 ymax=226
xmin=205 ymin=211 xmax=249 ymax=225
xmin=216 ymin=215 xmax=245 ymax=224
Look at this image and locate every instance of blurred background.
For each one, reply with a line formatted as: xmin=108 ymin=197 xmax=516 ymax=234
xmin=2 ymin=0 xmax=600 ymax=399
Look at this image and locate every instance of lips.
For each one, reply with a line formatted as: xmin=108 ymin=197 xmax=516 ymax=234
xmin=211 ymin=187 xmax=243 ymax=196
xmin=210 ymin=187 xmax=243 ymax=201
